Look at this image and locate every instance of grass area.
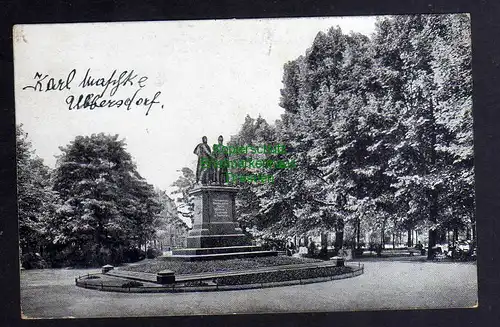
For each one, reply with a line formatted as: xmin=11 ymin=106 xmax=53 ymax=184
xmin=121 ymin=256 xmax=323 ymax=274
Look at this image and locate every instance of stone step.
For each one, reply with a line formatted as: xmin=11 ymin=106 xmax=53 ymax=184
xmin=160 ymin=250 xmax=278 ymax=261
xmin=171 ymin=245 xmax=263 ymax=256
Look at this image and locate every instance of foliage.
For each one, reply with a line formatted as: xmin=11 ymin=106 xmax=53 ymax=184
xmin=17 ymin=125 xmax=59 ymax=260
xmin=50 ymin=133 xmax=162 ymax=266
xmin=170 ymin=167 xmax=196 ymax=225
xmin=232 ymin=14 xmax=474 ymax=259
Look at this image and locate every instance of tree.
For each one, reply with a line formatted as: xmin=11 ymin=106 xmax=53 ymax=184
xmin=51 ymin=133 xmax=161 ymax=266
xmin=430 ymin=14 xmax=474 ymax=246
xmin=170 ymin=167 xmax=196 ymax=226
xmin=17 ymin=125 xmax=58 ymax=260
xmin=229 ymin=15 xmax=473 ymax=260
xmin=275 ymin=28 xmax=378 ymax=246
xmin=154 ymin=188 xmax=188 ymax=249
xmin=372 ymin=14 xmax=473 ymax=258
xmin=227 ymin=114 xmax=279 ymax=234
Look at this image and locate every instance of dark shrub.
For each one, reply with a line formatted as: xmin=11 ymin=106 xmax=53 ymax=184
xmin=354 ymin=248 xmax=364 ymax=257
xmin=317 ymin=246 xmax=329 ymax=259
xmin=21 ymin=253 xmax=48 ymax=269
xmin=84 ymin=275 xmax=101 ymax=279
xmin=146 ymin=247 xmax=161 ymax=259
xmin=308 ymin=241 xmax=317 ymax=256
xmin=261 ymin=238 xmax=286 ymax=251
xmin=123 ymin=247 xmax=146 ymax=263
xmin=121 ymin=281 xmax=143 ymax=288
xmin=368 ymin=242 xmax=376 ymax=252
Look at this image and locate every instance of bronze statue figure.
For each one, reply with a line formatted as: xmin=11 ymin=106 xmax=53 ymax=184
xmin=214 ymin=135 xmax=229 ymax=185
xmin=193 ymin=136 xmax=214 ymax=184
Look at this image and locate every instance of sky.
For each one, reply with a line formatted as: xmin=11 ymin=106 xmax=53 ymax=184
xmin=14 ymin=16 xmax=377 ymax=194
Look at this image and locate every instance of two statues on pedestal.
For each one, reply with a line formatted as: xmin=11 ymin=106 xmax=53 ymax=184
xmin=194 ymin=135 xmax=229 ymax=185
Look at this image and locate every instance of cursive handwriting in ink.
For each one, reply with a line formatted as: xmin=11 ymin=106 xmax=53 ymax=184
xmin=22 ymin=68 xmax=163 ymax=116
xmin=78 ymin=69 xmax=148 ymax=97
xmin=22 ymin=70 xmax=76 ymax=92
xmin=65 ymin=89 xmax=162 ymax=116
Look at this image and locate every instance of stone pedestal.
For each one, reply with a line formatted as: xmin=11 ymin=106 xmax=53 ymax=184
xmin=167 ymin=185 xmax=277 ymax=261
xmin=186 ymin=185 xmax=247 ymax=248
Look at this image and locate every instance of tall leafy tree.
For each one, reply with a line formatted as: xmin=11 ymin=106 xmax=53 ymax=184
xmin=170 ymin=167 xmax=196 ymax=226
xmin=275 ymin=28 xmax=379 ymax=247
xmin=51 ymin=133 xmax=161 ymax=266
xmin=17 ymin=125 xmax=58 ymax=258
xmin=236 ymin=14 xmax=473 ymax=259
xmin=372 ymin=14 xmax=473 ymax=258
xmin=228 ymin=115 xmax=278 ymax=234
xmin=154 ymin=188 xmax=188 ymax=248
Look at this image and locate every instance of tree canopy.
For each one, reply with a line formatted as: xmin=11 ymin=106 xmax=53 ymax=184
xmin=48 ymin=133 xmax=162 ymax=266
xmin=230 ymin=14 xmax=474 ymax=258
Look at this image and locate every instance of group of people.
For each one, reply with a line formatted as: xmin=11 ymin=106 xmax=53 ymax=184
xmin=194 ymin=135 xmax=229 ymax=185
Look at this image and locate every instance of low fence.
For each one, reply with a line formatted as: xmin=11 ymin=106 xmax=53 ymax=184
xmin=75 ymin=262 xmax=364 ymax=293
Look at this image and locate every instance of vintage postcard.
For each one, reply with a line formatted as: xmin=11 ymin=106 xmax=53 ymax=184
xmin=14 ymin=15 xmax=477 ymax=318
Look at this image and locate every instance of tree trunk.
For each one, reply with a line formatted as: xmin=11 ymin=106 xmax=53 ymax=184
xmin=321 ymin=232 xmax=328 ymax=248
xmin=335 ymin=219 xmax=344 ymax=250
xmin=356 ymin=219 xmax=361 ymax=249
xmin=381 ymin=222 xmax=385 ymax=249
xmin=427 ymin=190 xmax=439 ymax=260
xmin=320 ymin=232 xmax=328 ymax=257
xmin=471 ymin=220 xmax=476 ymax=247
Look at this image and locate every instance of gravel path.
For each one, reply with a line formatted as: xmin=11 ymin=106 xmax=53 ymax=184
xmin=20 ymin=261 xmax=477 ymax=318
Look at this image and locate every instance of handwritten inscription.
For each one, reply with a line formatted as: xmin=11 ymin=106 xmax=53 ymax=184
xmin=213 ymin=199 xmax=230 ymax=220
xmin=22 ymin=69 xmax=163 ymax=116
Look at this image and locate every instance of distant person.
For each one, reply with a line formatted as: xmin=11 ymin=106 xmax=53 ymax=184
xmin=416 ymin=241 xmax=426 ymax=255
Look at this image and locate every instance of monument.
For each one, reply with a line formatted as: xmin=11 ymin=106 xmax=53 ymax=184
xmin=165 ymin=136 xmax=277 ymax=261
xmin=186 ymin=185 xmax=246 ymax=248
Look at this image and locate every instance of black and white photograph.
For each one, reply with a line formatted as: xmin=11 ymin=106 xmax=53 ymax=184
xmin=14 ymin=14 xmax=477 ymax=318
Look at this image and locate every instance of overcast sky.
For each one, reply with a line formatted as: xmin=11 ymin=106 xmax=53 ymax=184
xmin=14 ymin=16 xmax=377 ymax=194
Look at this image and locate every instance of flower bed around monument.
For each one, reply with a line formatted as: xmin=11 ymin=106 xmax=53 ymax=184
xmin=121 ymin=256 xmax=323 ymax=275
xmin=214 ymin=265 xmax=353 ymax=285
xmin=76 ymin=261 xmax=363 ymax=293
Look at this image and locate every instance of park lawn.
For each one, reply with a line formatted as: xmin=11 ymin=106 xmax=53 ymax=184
xmin=121 ymin=256 xmax=323 ymax=274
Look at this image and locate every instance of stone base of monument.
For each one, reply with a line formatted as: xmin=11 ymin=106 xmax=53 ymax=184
xmin=173 ymin=245 xmax=262 ymax=256
xmin=162 ymin=185 xmax=278 ymax=261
